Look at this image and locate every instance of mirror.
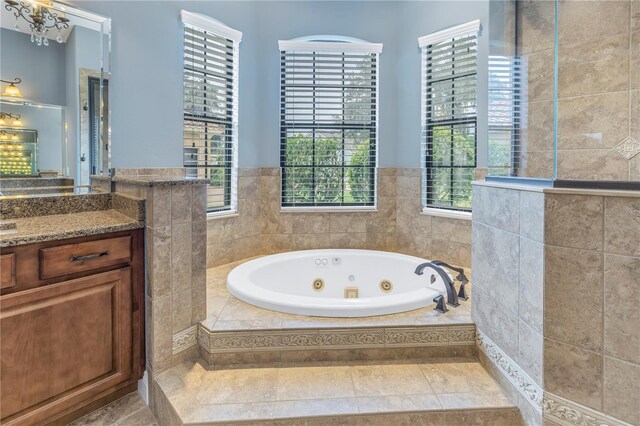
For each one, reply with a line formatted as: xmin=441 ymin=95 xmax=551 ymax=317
xmin=0 ymin=0 xmax=110 ymax=194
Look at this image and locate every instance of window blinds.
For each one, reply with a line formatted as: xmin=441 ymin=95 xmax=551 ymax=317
xmin=182 ymin=11 xmax=241 ymax=213
xmin=488 ymin=56 xmax=525 ymax=177
xmin=420 ymin=21 xmax=479 ymax=212
xmin=279 ymin=40 xmax=381 ymax=207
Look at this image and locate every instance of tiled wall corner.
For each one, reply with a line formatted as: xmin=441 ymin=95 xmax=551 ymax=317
xmin=473 ymin=182 xmax=640 ymax=426
xmin=396 ymin=168 xmax=471 ymax=267
xmin=206 ymin=168 xmax=262 ymax=269
xmin=205 ymin=167 xmax=472 ymax=269
xmin=114 ymin=170 xmax=207 ymax=377
xmin=471 ymin=182 xmax=546 ymax=423
xmin=542 ymin=192 xmax=640 ymax=425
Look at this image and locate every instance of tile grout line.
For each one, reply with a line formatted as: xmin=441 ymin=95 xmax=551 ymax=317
xmin=112 ymin=406 xmax=152 ymax=426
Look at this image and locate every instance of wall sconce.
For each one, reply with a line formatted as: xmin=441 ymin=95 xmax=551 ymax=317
xmin=0 ymin=112 xmax=23 ymax=127
xmin=1 ymin=78 xmax=23 ymax=98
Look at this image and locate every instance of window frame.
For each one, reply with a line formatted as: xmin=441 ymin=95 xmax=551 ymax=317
xmin=420 ymin=21 xmax=480 ymax=213
xmin=278 ymin=37 xmax=382 ymax=209
xmin=181 ymin=11 xmax=242 ymax=215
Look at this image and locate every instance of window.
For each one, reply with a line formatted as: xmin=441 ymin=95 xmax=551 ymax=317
xmin=488 ymin=55 xmax=525 ymax=177
xmin=420 ymin=21 xmax=479 ymax=212
xmin=181 ymin=11 xmax=242 ymax=213
xmin=279 ymin=37 xmax=382 ymax=208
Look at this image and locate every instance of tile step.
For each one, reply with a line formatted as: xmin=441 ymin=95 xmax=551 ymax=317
xmin=153 ymin=359 xmax=523 ymax=425
xmin=198 ymin=322 xmax=478 ymax=368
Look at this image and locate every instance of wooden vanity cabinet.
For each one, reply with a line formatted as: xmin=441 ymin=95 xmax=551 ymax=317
xmin=0 ymin=229 xmax=145 ymax=426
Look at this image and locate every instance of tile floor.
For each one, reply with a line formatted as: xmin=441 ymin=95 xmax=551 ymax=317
xmin=68 ymin=392 xmax=157 ymax=426
xmin=204 ymin=259 xmax=473 ymax=332
xmin=155 ymin=359 xmax=519 ymax=424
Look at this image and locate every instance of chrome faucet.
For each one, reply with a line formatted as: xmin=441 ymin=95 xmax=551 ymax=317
xmin=414 ymin=262 xmax=459 ymax=308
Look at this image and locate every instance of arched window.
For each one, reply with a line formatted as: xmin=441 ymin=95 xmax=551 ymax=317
xmin=278 ymin=36 xmax=383 ymax=208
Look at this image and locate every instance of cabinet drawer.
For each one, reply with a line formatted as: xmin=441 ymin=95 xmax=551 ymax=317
xmin=40 ymin=236 xmax=132 ymax=279
xmin=0 ymin=254 xmax=15 ymax=289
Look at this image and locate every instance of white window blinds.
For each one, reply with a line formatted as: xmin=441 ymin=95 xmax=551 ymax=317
xmin=279 ymin=38 xmax=382 ymax=208
xmin=181 ymin=11 xmax=241 ymax=213
xmin=420 ymin=21 xmax=479 ymax=212
xmin=488 ymin=56 xmax=525 ymax=177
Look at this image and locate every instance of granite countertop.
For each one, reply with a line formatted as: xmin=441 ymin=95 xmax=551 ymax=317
xmin=0 ymin=209 xmax=144 ymax=248
xmin=111 ymin=175 xmax=210 ymax=187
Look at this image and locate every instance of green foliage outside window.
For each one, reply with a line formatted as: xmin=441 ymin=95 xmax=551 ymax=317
xmin=283 ymin=134 xmax=373 ymax=205
xmin=428 ymin=125 xmax=475 ymax=210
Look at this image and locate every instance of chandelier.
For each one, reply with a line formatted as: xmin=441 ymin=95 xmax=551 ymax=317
xmin=0 ymin=112 xmax=23 ymax=127
xmin=4 ymin=0 xmax=70 ymax=46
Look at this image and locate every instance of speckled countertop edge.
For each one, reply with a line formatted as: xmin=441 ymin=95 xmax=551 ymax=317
xmin=111 ymin=175 xmax=209 ymax=187
xmin=0 ymin=210 xmax=144 ymax=248
xmin=0 ymin=192 xmax=112 ymax=218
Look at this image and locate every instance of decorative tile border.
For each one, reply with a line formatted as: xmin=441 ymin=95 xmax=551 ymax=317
xmin=543 ymin=393 xmax=632 ymax=426
xmin=172 ymin=326 xmax=198 ymax=355
xmin=198 ymin=324 xmax=476 ymax=354
xmin=476 ymin=329 xmax=544 ymax=413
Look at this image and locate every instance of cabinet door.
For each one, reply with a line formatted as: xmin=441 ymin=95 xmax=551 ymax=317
xmin=0 ymin=268 xmax=133 ymax=426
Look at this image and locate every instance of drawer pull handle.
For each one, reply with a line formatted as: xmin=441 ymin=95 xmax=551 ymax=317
xmin=69 ymin=251 xmax=110 ymax=262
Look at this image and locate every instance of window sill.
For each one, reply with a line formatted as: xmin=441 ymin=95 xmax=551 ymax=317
xmin=421 ymin=207 xmax=472 ymax=221
xmin=280 ymin=207 xmax=378 ymax=213
xmin=207 ymin=210 xmax=239 ymax=220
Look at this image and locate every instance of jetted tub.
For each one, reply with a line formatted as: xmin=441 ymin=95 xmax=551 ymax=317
xmin=227 ymin=249 xmax=450 ymax=317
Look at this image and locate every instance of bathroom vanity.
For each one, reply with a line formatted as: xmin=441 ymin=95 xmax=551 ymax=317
xmin=0 ymin=193 xmax=145 ymax=426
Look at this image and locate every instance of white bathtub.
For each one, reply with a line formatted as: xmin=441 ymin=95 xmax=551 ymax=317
xmin=226 ymin=249 xmax=450 ymax=317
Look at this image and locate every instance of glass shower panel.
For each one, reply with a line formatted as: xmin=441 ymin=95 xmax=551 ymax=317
xmin=487 ymin=0 xmax=557 ymax=179
xmin=488 ymin=0 xmax=638 ymax=183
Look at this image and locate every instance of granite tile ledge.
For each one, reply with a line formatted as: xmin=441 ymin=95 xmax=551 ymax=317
xmin=0 ymin=210 xmax=144 ymax=247
xmin=0 ymin=177 xmax=74 ymax=189
xmin=112 ymin=175 xmax=209 ymax=187
xmin=112 ymin=193 xmax=146 ymax=221
xmin=0 ymin=192 xmax=112 ymax=219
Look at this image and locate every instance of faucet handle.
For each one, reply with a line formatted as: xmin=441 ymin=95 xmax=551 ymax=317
xmin=433 ymin=295 xmax=448 ymax=313
xmin=457 ymin=281 xmax=469 ymax=301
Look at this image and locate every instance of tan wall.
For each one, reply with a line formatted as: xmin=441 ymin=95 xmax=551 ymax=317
xmin=206 ymin=168 xmax=261 ymax=268
xmin=471 ymin=183 xmax=545 ymax=425
xmin=260 ymin=167 xmax=398 ymax=256
xmin=543 ymin=191 xmax=640 ymax=425
xmin=517 ymin=0 xmax=639 ymax=180
xmin=396 ymin=169 xmax=472 ymax=267
xmin=113 ymin=168 xmax=208 ymax=375
xmin=472 ymin=182 xmax=640 ymax=426
xmin=206 ymin=167 xmax=472 ymax=269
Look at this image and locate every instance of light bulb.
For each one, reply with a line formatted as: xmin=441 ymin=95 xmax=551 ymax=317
xmin=12 ymin=119 xmax=22 ymax=127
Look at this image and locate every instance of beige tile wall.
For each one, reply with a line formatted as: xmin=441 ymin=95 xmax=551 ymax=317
xmin=206 ymin=168 xmax=261 ymax=268
xmin=114 ymin=170 xmax=207 ymax=375
xmin=543 ymin=192 xmax=640 ymax=425
xmin=207 ymin=167 xmax=472 ymax=269
xmin=396 ymin=169 xmax=472 ymax=267
xmin=472 ymin=182 xmax=640 ymax=426
xmin=516 ymin=0 xmax=638 ymax=180
xmin=260 ymin=167 xmax=398 ymax=256
xmin=471 ymin=184 xmax=545 ymax=426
